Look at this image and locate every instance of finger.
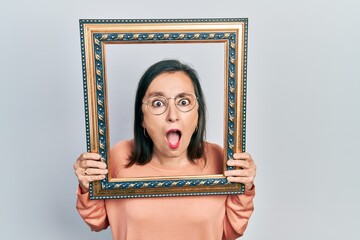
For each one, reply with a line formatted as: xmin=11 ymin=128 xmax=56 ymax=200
xmin=233 ymin=152 xmax=252 ymax=160
xmin=84 ymin=174 xmax=107 ymax=181
xmin=76 ymin=166 xmax=108 ymax=177
xmin=224 ymin=169 xmax=248 ymax=177
xmin=92 ymin=174 xmax=107 ymax=181
xmin=83 ymin=168 xmax=108 ymax=176
xmin=77 ymin=152 xmax=101 ymax=162
xmin=225 ymin=167 xmax=256 ymax=178
xmin=81 ymin=160 xmax=107 ymax=170
xmin=226 ymin=176 xmax=255 ymax=184
xmin=225 ymin=168 xmax=256 ymax=178
xmin=227 ymin=159 xmax=251 ymax=169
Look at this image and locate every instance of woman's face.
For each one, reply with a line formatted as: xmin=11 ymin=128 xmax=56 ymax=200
xmin=142 ymin=71 xmax=199 ymax=162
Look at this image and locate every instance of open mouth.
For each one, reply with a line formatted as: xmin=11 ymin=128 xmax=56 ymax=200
xmin=166 ymin=129 xmax=182 ymax=149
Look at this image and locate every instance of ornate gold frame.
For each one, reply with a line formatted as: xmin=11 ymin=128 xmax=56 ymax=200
xmin=79 ymin=18 xmax=248 ymax=199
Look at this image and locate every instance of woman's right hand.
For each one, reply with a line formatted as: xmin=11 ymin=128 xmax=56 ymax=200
xmin=73 ymin=152 xmax=108 ymax=193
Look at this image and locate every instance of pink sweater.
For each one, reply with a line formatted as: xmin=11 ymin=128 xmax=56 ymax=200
xmin=77 ymin=141 xmax=255 ymax=240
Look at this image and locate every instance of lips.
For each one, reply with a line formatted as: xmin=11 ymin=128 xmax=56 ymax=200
xmin=166 ymin=129 xmax=182 ymax=149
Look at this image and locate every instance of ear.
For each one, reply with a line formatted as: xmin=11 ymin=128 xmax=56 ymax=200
xmin=141 ymin=120 xmax=145 ymax=128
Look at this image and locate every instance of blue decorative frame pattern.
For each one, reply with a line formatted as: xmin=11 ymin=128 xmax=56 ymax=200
xmin=79 ymin=18 xmax=248 ymax=199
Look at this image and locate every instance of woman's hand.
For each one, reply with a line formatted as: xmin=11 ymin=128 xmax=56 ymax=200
xmin=73 ymin=152 xmax=108 ymax=193
xmin=225 ymin=152 xmax=256 ymax=191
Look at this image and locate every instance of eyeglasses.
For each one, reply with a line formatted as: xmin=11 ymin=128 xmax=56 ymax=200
xmin=142 ymin=92 xmax=198 ymax=115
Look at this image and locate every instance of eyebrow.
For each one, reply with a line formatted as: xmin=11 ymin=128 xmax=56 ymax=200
xmin=147 ymin=91 xmax=196 ymax=98
xmin=147 ymin=91 xmax=165 ymax=98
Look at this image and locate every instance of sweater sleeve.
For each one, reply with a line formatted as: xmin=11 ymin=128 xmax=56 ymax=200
xmin=223 ymin=187 xmax=255 ymax=240
xmin=76 ymin=186 xmax=109 ymax=231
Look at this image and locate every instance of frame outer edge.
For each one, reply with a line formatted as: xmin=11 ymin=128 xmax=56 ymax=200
xmin=80 ymin=18 xmax=248 ymax=198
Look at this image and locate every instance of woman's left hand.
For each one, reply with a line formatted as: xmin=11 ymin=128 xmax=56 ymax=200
xmin=224 ymin=152 xmax=256 ymax=191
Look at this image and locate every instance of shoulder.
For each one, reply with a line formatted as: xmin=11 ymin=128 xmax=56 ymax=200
xmin=203 ymin=142 xmax=224 ymax=173
xmin=109 ymin=140 xmax=134 ymax=175
xmin=111 ymin=139 xmax=134 ymax=154
xmin=204 ymin=141 xmax=224 ymax=158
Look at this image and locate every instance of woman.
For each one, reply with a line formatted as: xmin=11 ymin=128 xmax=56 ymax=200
xmin=74 ymin=59 xmax=256 ymax=240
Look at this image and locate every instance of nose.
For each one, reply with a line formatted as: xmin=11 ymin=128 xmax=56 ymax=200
xmin=165 ymin=99 xmax=179 ymax=122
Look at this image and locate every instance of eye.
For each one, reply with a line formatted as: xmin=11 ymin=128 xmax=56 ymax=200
xmin=151 ymin=99 xmax=166 ymax=108
xmin=177 ymin=98 xmax=191 ymax=106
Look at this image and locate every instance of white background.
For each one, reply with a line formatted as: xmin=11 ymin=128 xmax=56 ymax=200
xmin=1 ymin=0 xmax=359 ymax=239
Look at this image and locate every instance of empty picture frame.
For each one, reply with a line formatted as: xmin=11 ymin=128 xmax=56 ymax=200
xmin=79 ymin=18 xmax=248 ymax=199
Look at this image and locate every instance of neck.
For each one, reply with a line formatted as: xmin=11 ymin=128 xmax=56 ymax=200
xmin=151 ymin=150 xmax=191 ymax=167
